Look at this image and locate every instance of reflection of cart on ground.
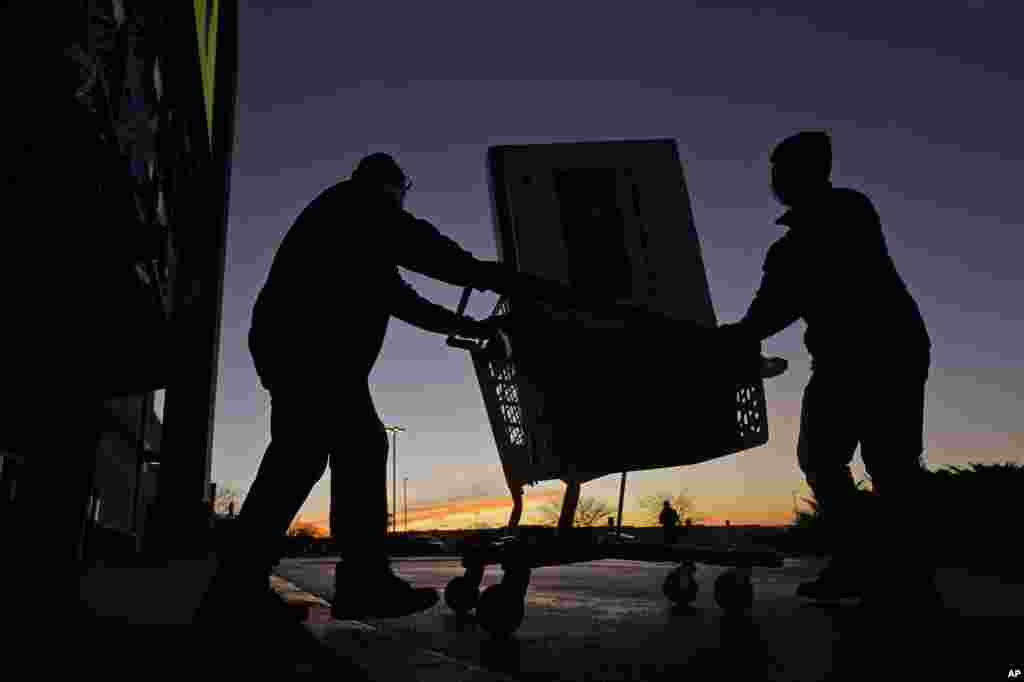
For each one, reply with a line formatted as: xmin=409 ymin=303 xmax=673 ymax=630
xmin=445 ymin=285 xmax=788 ymax=637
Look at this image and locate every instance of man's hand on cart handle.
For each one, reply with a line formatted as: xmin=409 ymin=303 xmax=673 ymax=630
xmin=446 ymin=286 xmax=477 ymax=348
xmin=719 ymin=322 xmax=788 ymax=379
xmin=447 ymin=315 xmax=510 ymax=359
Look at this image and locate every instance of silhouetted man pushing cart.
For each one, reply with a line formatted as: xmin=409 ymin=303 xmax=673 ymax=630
xmin=721 ymin=132 xmax=940 ymax=608
xmin=204 ymin=154 xmax=531 ymax=620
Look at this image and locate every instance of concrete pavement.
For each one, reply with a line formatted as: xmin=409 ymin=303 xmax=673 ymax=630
xmin=270 ymin=574 xmax=519 ymax=681
xmin=64 ymin=553 xmax=517 ymax=678
xmin=37 ymin=550 xmax=1019 ymax=678
xmin=275 ymin=554 xmax=1024 ymax=681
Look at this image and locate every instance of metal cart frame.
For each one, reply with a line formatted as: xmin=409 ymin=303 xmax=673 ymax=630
xmin=444 ymin=287 xmax=785 ymax=637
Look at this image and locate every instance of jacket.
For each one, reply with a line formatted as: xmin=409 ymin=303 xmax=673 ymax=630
xmin=739 ymin=187 xmax=930 ymax=371
xmin=250 ymin=179 xmax=496 ymax=380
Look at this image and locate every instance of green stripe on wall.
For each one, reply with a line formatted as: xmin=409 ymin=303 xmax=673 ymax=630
xmin=194 ymin=0 xmax=219 ymax=147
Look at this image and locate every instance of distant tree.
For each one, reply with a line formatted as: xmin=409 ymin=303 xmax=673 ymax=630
xmin=466 ymin=511 xmax=497 ymax=530
xmin=637 ymin=492 xmax=697 ymax=526
xmin=537 ymin=495 xmax=613 ymax=527
xmin=575 ymin=497 xmax=614 ymax=527
xmin=214 ymin=485 xmax=243 ymax=517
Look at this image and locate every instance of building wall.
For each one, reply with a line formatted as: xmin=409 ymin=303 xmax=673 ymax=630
xmin=2 ymin=2 xmax=236 ymax=561
xmin=85 ymin=394 xmax=162 ymax=555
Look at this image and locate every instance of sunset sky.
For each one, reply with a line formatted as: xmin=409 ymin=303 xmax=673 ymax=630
xmin=174 ymin=3 xmax=1022 ymax=532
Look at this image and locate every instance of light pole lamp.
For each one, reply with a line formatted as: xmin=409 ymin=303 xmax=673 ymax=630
xmin=384 ymin=425 xmax=405 ymax=534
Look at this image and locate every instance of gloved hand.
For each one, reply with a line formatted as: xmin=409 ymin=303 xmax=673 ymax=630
xmin=455 ymin=315 xmax=500 ymax=342
xmin=455 ymin=316 xmax=510 ymax=360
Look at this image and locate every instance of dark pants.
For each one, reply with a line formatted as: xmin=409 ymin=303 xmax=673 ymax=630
xmin=797 ymin=355 xmax=932 ymax=568
xmin=229 ymin=339 xmax=390 ymax=581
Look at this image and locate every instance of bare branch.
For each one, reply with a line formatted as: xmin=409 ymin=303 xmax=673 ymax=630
xmin=637 ymin=491 xmax=698 ymax=526
xmin=213 ymin=485 xmax=244 ymax=517
xmin=536 ymin=494 xmax=612 ymax=527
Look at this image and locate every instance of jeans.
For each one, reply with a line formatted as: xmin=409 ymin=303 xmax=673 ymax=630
xmin=230 ymin=375 xmax=390 ymax=578
xmin=797 ymin=354 xmax=932 ymax=567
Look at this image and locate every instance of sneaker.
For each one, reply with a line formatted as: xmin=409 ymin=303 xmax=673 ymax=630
xmin=796 ymin=562 xmax=866 ymax=601
xmin=331 ymin=569 xmax=438 ymax=620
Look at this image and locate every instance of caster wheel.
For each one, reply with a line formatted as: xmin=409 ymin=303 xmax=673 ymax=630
xmin=663 ymin=563 xmax=698 ymax=605
xmin=444 ymin=576 xmax=480 ymax=615
xmin=476 ymin=583 xmax=525 ymax=638
xmin=714 ymin=569 xmax=753 ymax=613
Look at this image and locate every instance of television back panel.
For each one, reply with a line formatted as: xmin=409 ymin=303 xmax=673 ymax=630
xmin=487 ymin=139 xmax=715 ymax=327
xmin=486 ymin=140 xmax=727 ymax=485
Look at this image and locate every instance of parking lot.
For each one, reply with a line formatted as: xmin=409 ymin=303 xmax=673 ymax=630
xmin=275 ymin=554 xmax=1022 ymax=680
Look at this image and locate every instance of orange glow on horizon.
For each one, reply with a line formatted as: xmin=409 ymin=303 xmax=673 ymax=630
xmin=299 ymin=492 xmax=797 ymax=535
xmin=288 ymin=519 xmax=330 ymax=537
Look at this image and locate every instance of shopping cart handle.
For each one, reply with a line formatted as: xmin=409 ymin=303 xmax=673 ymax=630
xmin=446 ymin=337 xmax=478 ymax=351
xmin=446 ymin=287 xmax=475 ymax=349
xmin=454 ymin=286 xmax=472 ymax=315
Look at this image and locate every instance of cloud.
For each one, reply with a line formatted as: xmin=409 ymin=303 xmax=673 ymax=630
xmin=412 ymin=466 xmax=511 ymax=507
xmin=406 ymin=490 xmax=561 ymax=522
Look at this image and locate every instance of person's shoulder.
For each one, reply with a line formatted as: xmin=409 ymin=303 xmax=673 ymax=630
xmin=317 ymin=179 xmax=357 ymax=202
xmin=296 ymin=180 xmax=349 ymax=216
xmin=830 ymin=187 xmax=878 ymax=215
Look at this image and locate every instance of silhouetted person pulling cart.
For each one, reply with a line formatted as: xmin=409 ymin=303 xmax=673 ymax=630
xmin=203 ymin=154 xmax=521 ymax=620
xmin=721 ymin=131 xmax=939 ymax=609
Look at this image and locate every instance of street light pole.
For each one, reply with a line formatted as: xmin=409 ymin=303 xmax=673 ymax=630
xmin=616 ymin=471 xmax=627 ymax=531
xmin=404 ymin=477 xmax=408 ymax=533
xmin=384 ymin=425 xmax=405 ymax=535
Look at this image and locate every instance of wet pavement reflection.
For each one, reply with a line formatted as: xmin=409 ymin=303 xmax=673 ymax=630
xmin=276 ymin=556 xmax=1021 ymax=680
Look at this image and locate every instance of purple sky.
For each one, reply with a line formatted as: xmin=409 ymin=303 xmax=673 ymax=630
xmin=196 ymin=2 xmax=1022 ymax=526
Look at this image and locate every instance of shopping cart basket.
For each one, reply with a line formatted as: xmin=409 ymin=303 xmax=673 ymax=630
xmin=442 ymin=285 xmax=785 ymax=636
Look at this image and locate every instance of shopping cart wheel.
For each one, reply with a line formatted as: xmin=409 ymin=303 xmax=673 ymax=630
xmin=444 ymin=576 xmax=480 ymax=615
xmin=714 ymin=568 xmax=753 ymax=613
xmin=476 ymin=583 xmax=525 ymax=638
xmin=663 ymin=562 xmax=698 ymax=605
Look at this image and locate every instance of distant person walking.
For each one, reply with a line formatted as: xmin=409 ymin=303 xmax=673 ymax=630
xmin=720 ymin=131 xmax=938 ymax=608
xmin=202 ymin=154 xmax=524 ymax=621
xmin=659 ymin=500 xmax=681 ymax=545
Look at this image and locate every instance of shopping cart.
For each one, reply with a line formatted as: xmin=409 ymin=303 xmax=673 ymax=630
xmin=444 ymin=285 xmax=788 ymax=636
